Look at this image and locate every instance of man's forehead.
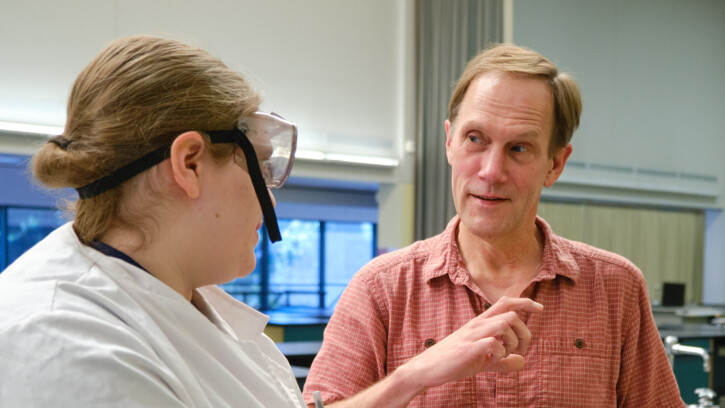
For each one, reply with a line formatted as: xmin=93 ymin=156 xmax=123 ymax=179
xmin=454 ymin=72 xmax=554 ymax=126
xmin=468 ymin=71 xmax=553 ymax=101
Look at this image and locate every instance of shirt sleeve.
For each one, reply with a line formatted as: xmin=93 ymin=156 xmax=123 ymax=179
xmin=302 ymin=271 xmax=390 ymax=406
xmin=616 ymin=271 xmax=686 ymax=407
xmin=0 ymin=310 xmax=189 ymax=408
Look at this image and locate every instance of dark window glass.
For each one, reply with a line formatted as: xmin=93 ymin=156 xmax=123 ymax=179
xmin=6 ymin=208 xmax=65 ymax=264
xmin=0 ymin=208 xmax=6 ymax=270
xmin=215 ymin=219 xmax=376 ymax=313
xmin=268 ymin=219 xmax=320 ymax=309
xmin=324 ymin=221 xmax=374 ymax=308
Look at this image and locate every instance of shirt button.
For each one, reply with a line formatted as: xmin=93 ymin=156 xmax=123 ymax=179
xmin=424 ymin=338 xmax=436 ymax=348
xmin=574 ymin=338 xmax=585 ymax=349
xmin=484 ymin=302 xmax=492 ymax=310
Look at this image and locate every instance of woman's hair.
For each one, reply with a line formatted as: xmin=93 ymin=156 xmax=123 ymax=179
xmin=32 ymin=35 xmax=261 ymax=244
xmin=448 ymin=43 xmax=582 ymax=156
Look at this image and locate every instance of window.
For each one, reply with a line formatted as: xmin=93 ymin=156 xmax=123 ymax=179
xmin=324 ymin=221 xmax=375 ymax=309
xmin=269 ymin=219 xmax=321 ymax=309
xmin=1 ymin=207 xmax=66 ymax=269
xmin=220 ymin=218 xmax=376 ymax=313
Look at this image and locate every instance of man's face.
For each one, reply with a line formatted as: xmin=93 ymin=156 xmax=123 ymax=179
xmin=445 ymin=72 xmax=571 ymax=243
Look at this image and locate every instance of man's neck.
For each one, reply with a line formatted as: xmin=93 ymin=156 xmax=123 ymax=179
xmin=456 ymin=220 xmax=545 ymax=303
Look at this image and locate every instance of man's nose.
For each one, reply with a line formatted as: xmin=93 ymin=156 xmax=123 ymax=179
xmin=477 ymin=149 xmax=508 ymax=183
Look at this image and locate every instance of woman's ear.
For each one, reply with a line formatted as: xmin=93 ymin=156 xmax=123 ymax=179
xmin=169 ymin=131 xmax=206 ymax=199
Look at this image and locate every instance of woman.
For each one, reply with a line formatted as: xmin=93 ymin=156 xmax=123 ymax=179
xmin=0 ymin=35 xmax=304 ymax=407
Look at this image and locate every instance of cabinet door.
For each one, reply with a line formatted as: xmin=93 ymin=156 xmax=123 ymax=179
xmin=672 ymin=338 xmax=711 ymax=405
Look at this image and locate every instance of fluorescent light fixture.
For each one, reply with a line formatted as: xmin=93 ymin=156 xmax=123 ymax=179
xmin=295 ymin=149 xmax=326 ymax=161
xmin=0 ymin=121 xmax=64 ymax=136
xmin=294 ymin=149 xmax=398 ymax=167
xmin=326 ymin=153 xmax=399 ymax=167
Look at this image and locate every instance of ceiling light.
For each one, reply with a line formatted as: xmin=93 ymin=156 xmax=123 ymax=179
xmin=0 ymin=121 xmax=64 ymax=136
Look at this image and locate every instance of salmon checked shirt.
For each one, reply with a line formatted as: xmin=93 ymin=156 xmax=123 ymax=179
xmin=303 ymin=216 xmax=685 ymax=407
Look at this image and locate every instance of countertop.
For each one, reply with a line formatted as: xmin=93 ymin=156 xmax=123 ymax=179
xmin=658 ymin=323 xmax=725 ymax=340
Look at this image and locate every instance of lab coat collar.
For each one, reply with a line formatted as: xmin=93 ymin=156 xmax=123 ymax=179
xmin=197 ymin=285 xmax=270 ymax=341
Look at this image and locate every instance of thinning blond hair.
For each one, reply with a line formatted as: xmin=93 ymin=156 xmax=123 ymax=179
xmin=448 ymin=43 xmax=582 ymax=156
xmin=32 ymin=35 xmax=261 ymax=244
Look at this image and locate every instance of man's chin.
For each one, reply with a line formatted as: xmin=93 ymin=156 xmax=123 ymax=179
xmin=459 ymin=215 xmax=510 ymax=240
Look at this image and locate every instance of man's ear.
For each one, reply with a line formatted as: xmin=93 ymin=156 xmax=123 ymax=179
xmin=169 ymin=131 xmax=206 ymax=199
xmin=544 ymin=143 xmax=573 ymax=187
xmin=445 ymin=119 xmax=454 ymax=165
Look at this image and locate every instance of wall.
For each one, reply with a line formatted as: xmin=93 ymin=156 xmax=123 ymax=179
xmin=539 ymin=201 xmax=704 ymax=304
xmin=0 ymin=0 xmax=417 ymax=250
xmin=514 ymin=0 xmax=725 ymax=210
xmin=0 ymin=1 xmax=405 ymax=160
xmin=513 ymin=0 xmax=725 ymax=303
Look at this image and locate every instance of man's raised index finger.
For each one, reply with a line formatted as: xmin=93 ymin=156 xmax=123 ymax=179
xmin=483 ymin=297 xmax=543 ymax=317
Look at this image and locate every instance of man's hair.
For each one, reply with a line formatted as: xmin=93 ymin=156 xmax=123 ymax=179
xmin=32 ymin=35 xmax=262 ymax=244
xmin=447 ymin=43 xmax=582 ymax=156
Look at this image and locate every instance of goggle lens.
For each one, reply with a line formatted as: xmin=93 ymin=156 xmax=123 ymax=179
xmin=238 ymin=112 xmax=297 ymax=188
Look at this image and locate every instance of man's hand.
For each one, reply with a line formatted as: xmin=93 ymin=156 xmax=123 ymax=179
xmin=397 ymin=296 xmax=543 ymax=392
xmin=320 ymin=297 xmax=543 ymax=408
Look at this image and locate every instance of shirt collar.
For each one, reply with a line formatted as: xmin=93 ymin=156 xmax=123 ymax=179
xmin=88 ymin=240 xmax=149 ymax=273
xmin=424 ymin=215 xmax=581 ymax=284
xmin=422 ymin=216 xmax=463 ymax=282
xmin=535 ymin=215 xmax=581 ymax=283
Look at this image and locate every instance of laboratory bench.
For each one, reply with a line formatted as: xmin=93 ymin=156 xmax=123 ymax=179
xmin=653 ymin=305 xmax=725 ymax=405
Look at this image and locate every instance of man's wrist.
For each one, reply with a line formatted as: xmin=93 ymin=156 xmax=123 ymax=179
xmin=325 ymin=362 xmax=428 ymax=408
xmin=386 ymin=360 xmax=428 ymax=403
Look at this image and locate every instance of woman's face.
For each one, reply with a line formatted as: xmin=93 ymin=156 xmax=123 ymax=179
xmin=196 ymin=150 xmax=272 ymax=285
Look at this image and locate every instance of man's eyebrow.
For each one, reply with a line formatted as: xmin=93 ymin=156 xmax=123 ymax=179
xmin=453 ymin=121 xmax=486 ymax=138
xmin=453 ymin=121 xmax=543 ymax=141
xmin=513 ymin=131 xmax=541 ymax=140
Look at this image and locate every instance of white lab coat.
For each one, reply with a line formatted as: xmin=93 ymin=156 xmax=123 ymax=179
xmin=0 ymin=223 xmax=306 ymax=407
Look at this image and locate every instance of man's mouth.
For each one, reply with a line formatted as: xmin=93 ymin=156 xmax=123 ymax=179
xmin=472 ymin=194 xmax=506 ymax=201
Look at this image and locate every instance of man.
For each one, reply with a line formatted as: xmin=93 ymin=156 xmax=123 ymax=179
xmin=303 ymin=44 xmax=685 ymax=407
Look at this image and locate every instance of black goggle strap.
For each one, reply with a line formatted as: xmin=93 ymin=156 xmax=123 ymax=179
xmin=76 ymin=144 xmax=170 ymax=199
xmin=207 ymin=129 xmax=282 ymax=243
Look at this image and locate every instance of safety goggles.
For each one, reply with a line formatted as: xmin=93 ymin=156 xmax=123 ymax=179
xmin=74 ymin=111 xmax=297 ymax=243
xmin=234 ymin=112 xmax=297 ymax=189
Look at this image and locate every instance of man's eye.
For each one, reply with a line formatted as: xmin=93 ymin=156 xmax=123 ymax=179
xmin=467 ymin=135 xmax=482 ymax=143
xmin=512 ymin=145 xmax=528 ymax=153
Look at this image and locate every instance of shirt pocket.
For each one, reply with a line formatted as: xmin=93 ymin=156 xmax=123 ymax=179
xmin=535 ymin=336 xmax=616 ymax=407
xmin=389 ymin=338 xmax=477 ymax=407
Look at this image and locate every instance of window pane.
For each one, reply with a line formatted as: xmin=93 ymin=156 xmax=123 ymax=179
xmin=218 ymin=229 xmax=263 ymax=308
xmin=324 ymin=222 xmax=374 ymax=309
xmin=268 ymin=219 xmax=320 ymax=309
xmin=0 ymin=209 xmax=5 ymax=270
xmin=7 ymin=208 xmax=65 ymax=264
